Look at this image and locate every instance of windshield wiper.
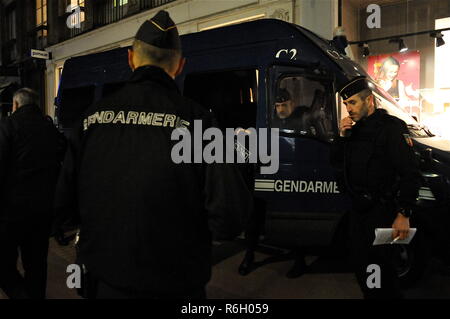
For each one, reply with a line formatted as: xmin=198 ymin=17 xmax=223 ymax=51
xmin=406 ymin=124 xmax=435 ymax=137
xmin=406 ymin=124 xmax=422 ymax=130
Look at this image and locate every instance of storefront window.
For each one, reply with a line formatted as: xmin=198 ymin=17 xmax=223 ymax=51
xmin=36 ymin=0 xmax=47 ymax=37
xmin=55 ymin=66 xmax=64 ymax=97
xmin=113 ymin=0 xmax=128 ymax=6
xmin=5 ymin=6 xmax=17 ymax=61
xmin=342 ymin=0 xmax=450 ymax=139
xmin=6 ymin=8 xmax=16 ymax=41
xmin=69 ymin=0 xmax=85 ymax=25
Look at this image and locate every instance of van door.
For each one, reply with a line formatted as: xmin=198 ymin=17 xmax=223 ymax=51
xmin=183 ymin=69 xmax=258 ymax=189
xmin=258 ymin=65 xmax=350 ymax=247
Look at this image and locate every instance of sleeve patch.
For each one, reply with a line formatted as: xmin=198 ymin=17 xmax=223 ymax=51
xmin=403 ymin=134 xmax=413 ymax=147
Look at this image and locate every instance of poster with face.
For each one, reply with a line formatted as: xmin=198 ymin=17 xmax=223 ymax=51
xmin=367 ymin=51 xmax=421 ymax=117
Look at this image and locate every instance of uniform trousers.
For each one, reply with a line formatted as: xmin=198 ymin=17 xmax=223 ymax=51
xmin=349 ymin=199 xmax=402 ymax=299
xmin=0 ymin=219 xmax=50 ymax=299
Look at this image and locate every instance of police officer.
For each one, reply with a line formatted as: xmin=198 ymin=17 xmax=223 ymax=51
xmin=272 ymin=88 xmax=310 ymax=131
xmin=56 ymin=10 xmax=250 ymax=299
xmin=0 ymin=88 xmax=64 ymax=299
xmin=331 ymin=76 xmax=421 ymax=299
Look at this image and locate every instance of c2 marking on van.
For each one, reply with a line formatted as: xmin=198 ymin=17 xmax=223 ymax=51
xmin=275 ymin=49 xmax=298 ymax=60
xmin=255 ymin=179 xmax=340 ymax=194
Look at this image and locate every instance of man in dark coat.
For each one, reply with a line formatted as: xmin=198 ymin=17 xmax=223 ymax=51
xmin=56 ymin=10 xmax=251 ymax=299
xmin=331 ymin=76 xmax=421 ymax=299
xmin=0 ymin=88 xmax=64 ymax=299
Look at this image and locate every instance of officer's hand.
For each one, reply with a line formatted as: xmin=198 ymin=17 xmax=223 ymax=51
xmin=339 ymin=117 xmax=353 ymax=137
xmin=392 ymin=213 xmax=410 ymax=240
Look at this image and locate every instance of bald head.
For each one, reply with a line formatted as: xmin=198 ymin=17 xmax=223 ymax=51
xmin=128 ymin=40 xmax=185 ymax=78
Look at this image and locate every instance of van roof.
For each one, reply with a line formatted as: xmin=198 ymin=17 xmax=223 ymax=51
xmin=60 ymin=19 xmax=367 ymax=92
xmin=181 ymin=19 xmax=299 ymax=53
xmin=181 ymin=19 xmax=368 ymax=85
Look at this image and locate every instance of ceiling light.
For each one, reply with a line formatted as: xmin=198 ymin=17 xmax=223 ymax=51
xmin=431 ymin=32 xmax=445 ymax=47
xmin=389 ymin=38 xmax=408 ymax=52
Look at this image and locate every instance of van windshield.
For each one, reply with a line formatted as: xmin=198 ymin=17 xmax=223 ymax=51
xmin=370 ymin=82 xmax=433 ymax=138
xmin=338 ymin=81 xmax=432 ymax=138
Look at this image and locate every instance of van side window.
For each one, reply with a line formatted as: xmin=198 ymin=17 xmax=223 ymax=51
xmin=102 ymin=82 xmax=127 ymax=98
xmin=183 ymin=69 xmax=258 ymax=131
xmin=59 ymin=85 xmax=96 ymax=129
xmin=272 ymin=76 xmax=333 ymax=141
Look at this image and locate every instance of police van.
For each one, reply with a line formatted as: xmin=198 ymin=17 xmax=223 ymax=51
xmin=56 ymin=19 xmax=450 ymax=284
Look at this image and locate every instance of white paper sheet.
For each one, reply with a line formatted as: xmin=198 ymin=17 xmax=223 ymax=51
xmin=372 ymin=228 xmax=417 ymax=246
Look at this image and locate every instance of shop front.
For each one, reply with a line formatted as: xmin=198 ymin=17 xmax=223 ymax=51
xmin=342 ymin=0 xmax=450 ymax=139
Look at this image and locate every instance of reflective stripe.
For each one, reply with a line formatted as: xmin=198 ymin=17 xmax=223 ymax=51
xmin=255 ymin=183 xmax=275 ymax=189
xmin=254 ymin=179 xmax=275 ymax=192
xmin=418 ymin=187 xmax=436 ymax=201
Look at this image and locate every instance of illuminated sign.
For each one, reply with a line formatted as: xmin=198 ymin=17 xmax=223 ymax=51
xmin=31 ymin=49 xmax=51 ymax=60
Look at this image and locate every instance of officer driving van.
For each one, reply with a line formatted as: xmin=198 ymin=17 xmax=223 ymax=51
xmin=55 ymin=19 xmax=450 ymax=285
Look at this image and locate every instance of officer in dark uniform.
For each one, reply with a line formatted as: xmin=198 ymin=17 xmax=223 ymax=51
xmin=0 ymin=88 xmax=64 ymax=299
xmin=331 ymin=76 xmax=422 ymax=299
xmin=56 ymin=10 xmax=251 ymax=299
xmin=272 ymin=88 xmax=310 ymax=131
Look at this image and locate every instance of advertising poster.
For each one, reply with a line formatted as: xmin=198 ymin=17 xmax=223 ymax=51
xmin=367 ymin=51 xmax=421 ymax=118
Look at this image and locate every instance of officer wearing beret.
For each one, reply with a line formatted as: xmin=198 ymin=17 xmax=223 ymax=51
xmin=57 ymin=10 xmax=250 ymax=299
xmin=331 ymin=76 xmax=421 ymax=299
xmin=272 ymin=88 xmax=312 ymax=133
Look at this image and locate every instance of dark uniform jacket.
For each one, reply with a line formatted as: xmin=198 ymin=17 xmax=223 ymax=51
xmin=331 ymin=109 xmax=421 ymax=212
xmin=0 ymin=104 xmax=64 ymax=222
xmin=56 ymin=66 xmax=251 ymax=294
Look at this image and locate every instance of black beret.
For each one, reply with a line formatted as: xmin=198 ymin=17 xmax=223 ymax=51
xmin=275 ymin=88 xmax=291 ymax=103
xmin=339 ymin=76 xmax=370 ymax=100
xmin=135 ymin=10 xmax=181 ymax=50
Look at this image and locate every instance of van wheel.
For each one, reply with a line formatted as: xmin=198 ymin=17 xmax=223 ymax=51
xmin=393 ymin=231 xmax=428 ymax=288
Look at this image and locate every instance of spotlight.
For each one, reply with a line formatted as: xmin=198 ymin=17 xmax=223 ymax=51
xmin=389 ymin=38 xmax=408 ymax=52
xmin=363 ymin=43 xmax=370 ymax=57
xmin=431 ymin=32 xmax=445 ymax=47
xmin=398 ymin=39 xmax=408 ymax=52
xmin=358 ymin=42 xmax=370 ymax=57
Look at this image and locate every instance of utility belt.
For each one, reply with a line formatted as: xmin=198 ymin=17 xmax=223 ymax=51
xmin=351 ymin=189 xmax=397 ymax=212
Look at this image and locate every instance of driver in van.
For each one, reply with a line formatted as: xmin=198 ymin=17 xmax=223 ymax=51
xmin=273 ymin=88 xmax=315 ymax=135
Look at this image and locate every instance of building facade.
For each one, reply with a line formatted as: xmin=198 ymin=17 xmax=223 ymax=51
xmin=2 ymin=0 xmax=449 ymax=129
xmin=1 ymin=0 xmax=339 ymax=117
xmin=0 ymin=0 xmax=46 ymax=114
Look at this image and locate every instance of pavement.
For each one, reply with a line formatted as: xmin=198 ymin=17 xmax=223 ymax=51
xmin=1 ymin=237 xmax=449 ymax=299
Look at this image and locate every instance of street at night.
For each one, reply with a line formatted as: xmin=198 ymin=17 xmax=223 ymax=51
xmin=1 ymin=235 xmax=449 ymax=299
xmin=1 ymin=0 xmax=450 ymax=302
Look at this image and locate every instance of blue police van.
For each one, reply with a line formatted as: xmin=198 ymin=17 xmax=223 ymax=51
xmin=56 ymin=19 xmax=450 ymax=284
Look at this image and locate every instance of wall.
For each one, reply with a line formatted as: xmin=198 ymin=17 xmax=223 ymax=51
xmin=342 ymin=0 xmax=359 ymax=60
xmin=295 ymin=0 xmax=339 ymax=39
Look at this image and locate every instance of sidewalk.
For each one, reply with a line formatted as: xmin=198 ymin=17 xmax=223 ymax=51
xmin=0 ymin=237 xmax=80 ymax=299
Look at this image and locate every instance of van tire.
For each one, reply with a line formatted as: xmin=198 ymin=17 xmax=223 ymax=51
xmin=394 ymin=229 xmax=428 ymax=289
